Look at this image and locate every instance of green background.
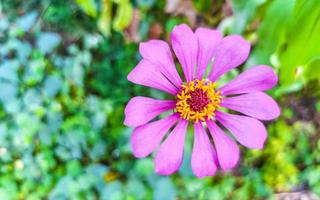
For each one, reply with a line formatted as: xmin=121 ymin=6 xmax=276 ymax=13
xmin=0 ymin=0 xmax=319 ymax=199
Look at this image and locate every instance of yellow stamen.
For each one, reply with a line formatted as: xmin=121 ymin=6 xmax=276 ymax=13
xmin=175 ymin=79 xmax=221 ymax=122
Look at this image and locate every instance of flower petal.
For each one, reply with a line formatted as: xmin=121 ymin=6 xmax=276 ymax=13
xmin=130 ymin=113 xmax=180 ymax=158
xmin=206 ymin=120 xmax=239 ymax=170
xmin=139 ymin=40 xmax=182 ymax=87
xmin=208 ymin=35 xmax=250 ymax=82
xmin=195 ymin=27 xmax=223 ymax=79
xmin=220 ymin=92 xmax=280 ymax=120
xmin=154 ymin=120 xmax=188 ymax=175
xmin=171 ymin=24 xmax=198 ymax=82
xmin=127 ymin=59 xmax=179 ymax=95
xmin=124 ymin=96 xmax=176 ymax=127
xmin=219 ymin=65 xmax=278 ymax=96
xmin=215 ymin=111 xmax=267 ymax=149
xmin=191 ymin=122 xmax=217 ymax=178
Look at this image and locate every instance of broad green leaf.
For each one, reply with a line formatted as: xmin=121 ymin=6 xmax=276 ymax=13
xmin=246 ymin=0 xmax=295 ymax=67
xmin=230 ymin=0 xmax=267 ymax=34
xmin=75 ymin=0 xmax=97 ymax=17
xmin=279 ymin=0 xmax=320 ymax=85
xmin=302 ymin=57 xmax=320 ymax=82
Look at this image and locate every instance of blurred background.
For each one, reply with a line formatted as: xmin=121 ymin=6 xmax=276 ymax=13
xmin=0 ymin=0 xmax=319 ymax=199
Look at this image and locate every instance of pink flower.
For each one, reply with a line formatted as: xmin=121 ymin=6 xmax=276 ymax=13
xmin=124 ymin=24 xmax=280 ymax=178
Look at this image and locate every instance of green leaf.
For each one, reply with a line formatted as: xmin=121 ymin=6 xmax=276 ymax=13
xmin=302 ymin=57 xmax=320 ymax=82
xmin=36 ymin=32 xmax=61 ymax=54
xmin=246 ymin=0 xmax=295 ymax=67
xmin=230 ymin=0 xmax=267 ymax=34
xmin=153 ymin=177 xmax=176 ymax=200
xmin=15 ymin=11 xmax=38 ymax=32
xmin=279 ymin=0 xmax=320 ymax=85
xmin=126 ymin=179 xmax=147 ymax=199
xmin=75 ymin=0 xmax=97 ymax=17
xmin=102 ymin=181 xmax=124 ymax=200
xmin=112 ymin=0 xmax=133 ymax=32
xmin=98 ymin=0 xmax=112 ymax=36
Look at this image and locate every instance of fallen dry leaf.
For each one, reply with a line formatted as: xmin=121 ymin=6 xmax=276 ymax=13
xmin=165 ymin=0 xmax=197 ymax=27
xmin=148 ymin=22 xmax=164 ymax=39
xmin=124 ymin=9 xmax=141 ymax=43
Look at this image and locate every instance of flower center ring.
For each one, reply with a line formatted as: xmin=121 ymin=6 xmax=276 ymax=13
xmin=175 ymin=79 xmax=221 ymax=122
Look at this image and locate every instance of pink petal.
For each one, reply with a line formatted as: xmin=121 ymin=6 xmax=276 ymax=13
xmin=219 ymin=65 xmax=278 ymax=96
xmin=191 ymin=122 xmax=217 ymax=178
xmin=127 ymin=59 xmax=178 ymax=95
xmin=220 ymin=92 xmax=280 ymax=120
xmin=139 ymin=40 xmax=182 ymax=87
xmin=215 ymin=111 xmax=267 ymax=149
xmin=206 ymin=120 xmax=240 ymax=170
xmin=130 ymin=113 xmax=180 ymax=158
xmin=195 ymin=28 xmax=223 ymax=79
xmin=124 ymin=96 xmax=176 ymax=127
xmin=154 ymin=120 xmax=188 ymax=175
xmin=171 ymin=24 xmax=198 ymax=82
xmin=208 ymin=35 xmax=251 ymax=82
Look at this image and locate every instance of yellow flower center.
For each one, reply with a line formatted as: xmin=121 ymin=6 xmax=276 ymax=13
xmin=175 ymin=79 xmax=221 ymax=123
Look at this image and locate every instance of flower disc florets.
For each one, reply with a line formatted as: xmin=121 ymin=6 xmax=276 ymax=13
xmin=176 ymin=79 xmax=221 ymax=122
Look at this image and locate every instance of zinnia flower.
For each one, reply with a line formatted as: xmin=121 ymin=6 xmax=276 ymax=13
xmin=124 ymin=24 xmax=280 ymax=178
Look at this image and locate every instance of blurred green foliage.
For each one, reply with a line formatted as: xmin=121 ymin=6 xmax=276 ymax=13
xmin=76 ymin=0 xmax=133 ymax=36
xmin=0 ymin=0 xmax=319 ymax=199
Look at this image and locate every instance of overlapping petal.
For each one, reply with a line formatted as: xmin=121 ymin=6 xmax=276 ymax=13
xmin=126 ymin=24 xmax=280 ymax=178
xmin=124 ymin=96 xmax=176 ymax=127
xmin=195 ymin=28 xmax=222 ymax=79
xmin=215 ymin=111 xmax=267 ymax=149
xmin=171 ymin=24 xmax=198 ymax=82
xmin=127 ymin=59 xmax=179 ymax=95
xmin=220 ymin=92 xmax=280 ymax=120
xmin=207 ymin=120 xmax=239 ymax=170
xmin=191 ymin=122 xmax=217 ymax=178
xmin=139 ymin=40 xmax=182 ymax=87
xmin=208 ymin=35 xmax=250 ymax=82
xmin=155 ymin=120 xmax=188 ymax=175
xmin=219 ymin=65 xmax=278 ymax=95
xmin=130 ymin=113 xmax=180 ymax=158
